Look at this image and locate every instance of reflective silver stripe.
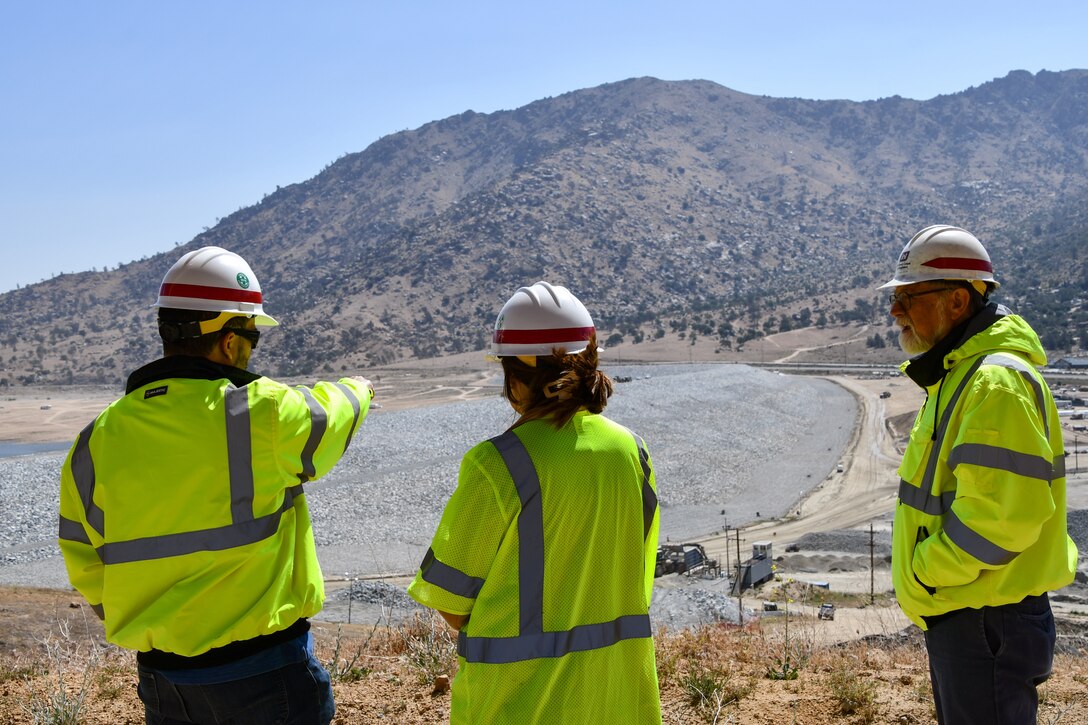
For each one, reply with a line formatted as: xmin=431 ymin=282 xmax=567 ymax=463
xmin=490 ymin=430 xmax=545 ymax=634
xmin=900 ymin=353 xmax=1054 ymax=566
xmin=897 ymin=479 xmax=955 ymax=515
xmin=58 ymin=515 xmax=91 ymax=545
xmin=459 ymin=429 xmax=653 ymax=664
xmin=224 ymin=386 xmax=255 ymax=523
xmin=917 ymin=358 xmax=986 ymax=494
xmin=979 ymin=355 xmax=1062 ymax=491
xmin=74 ymin=381 xmax=315 ymax=566
xmin=636 ymin=437 xmax=657 ymax=541
xmin=982 ymin=354 xmax=1049 ymax=440
xmin=898 ymin=358 xmax=986 ymax=512
xmin=420 ymin=547 xmax=484 ymax=599
xmin=458 ymin=613 xmax=652 ymax=664
xmin=97 ymin=485 xmax=302 ymax=565
xmin=331 ymin=383 xmax=362 ymax=453
xmin=943 ymin=509 xmax=1018 ymax=566
xmin=70 ymin=418 xmax=105 ymax=537
xmin=947 ymin=442 xmax=1054 ymax=483
xmin=297 ymin=388 xmax=327 ymax=483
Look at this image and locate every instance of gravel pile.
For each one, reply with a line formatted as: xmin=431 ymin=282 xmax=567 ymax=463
xmin=0 ymin=453 xmax=69 ymax=581
xmin=791 ymin=529 xmax=892 ymax=557
xmin=1067 ymin=510 xmax=1088 ymax=561
xmin=650 ymin=579 xmax=745 ymax=629
xmin=334 ymin=580 xmax=424 ymax=613
xmin=337 ymin=580 xmax=421 ymax=608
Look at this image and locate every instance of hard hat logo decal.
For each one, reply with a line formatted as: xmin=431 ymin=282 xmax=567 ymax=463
xmin=899 ymin=251 xmax=910 ymax=263
xmin=236 ymin=273 xmax=250 ymax=289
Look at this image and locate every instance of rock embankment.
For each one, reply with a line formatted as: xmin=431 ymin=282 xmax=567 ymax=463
xmin=0 ymin=364 xmax=854 ymax=587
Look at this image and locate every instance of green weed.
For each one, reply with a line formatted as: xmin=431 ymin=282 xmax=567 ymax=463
xmin=827 ymin=667 xmax=878 ymax=723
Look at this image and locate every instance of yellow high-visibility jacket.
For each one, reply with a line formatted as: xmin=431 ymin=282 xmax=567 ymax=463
xmin=408 ymin=411 xmax=662 ymax=724
xmin=58 ymin=355 xmax=372 ymax=657
xmin=892 ymin=305 xmax=1077 ymax=629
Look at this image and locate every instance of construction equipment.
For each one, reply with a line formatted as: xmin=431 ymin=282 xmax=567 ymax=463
xmin=654 ymin=543 xmax=720 ymax=578
xmin=731 ymin=541 xmax=775 ymax=595
xmin=818 ymin=603 xmax=836 ymax=620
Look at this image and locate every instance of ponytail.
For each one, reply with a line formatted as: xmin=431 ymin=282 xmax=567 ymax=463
xmin=501 ymin=334 xmax=613 ymax=429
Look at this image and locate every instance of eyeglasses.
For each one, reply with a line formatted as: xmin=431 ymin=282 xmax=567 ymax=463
xmin=222 ymin=327 xmax=260 ymax=348
xmin=887 ymin=286 xmax=955 ymax=311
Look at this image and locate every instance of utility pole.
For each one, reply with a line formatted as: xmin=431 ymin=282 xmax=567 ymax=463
xmin=869 ymin=524 xmax=875 ymax=605
xmin=723 ymin=526 xmax=730 ymax=575
xmin=347 ymin=577 xmax=354 ymax=624
xmin=735 ymin=528 xmax=743 ymax=625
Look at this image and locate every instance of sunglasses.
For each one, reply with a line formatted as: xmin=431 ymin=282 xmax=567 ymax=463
xmin=222 ymin=327 xmax=260 ymax=348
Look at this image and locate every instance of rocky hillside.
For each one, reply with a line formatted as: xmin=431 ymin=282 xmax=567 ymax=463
xmin=2 ymin=70 xmax=1087 ymax=384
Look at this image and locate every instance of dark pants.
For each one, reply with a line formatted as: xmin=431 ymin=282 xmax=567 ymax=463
xmin=137 ymin=633 xmax=335 ymax=725
xmin=923 ymin=594 xmax=1055 ymax=725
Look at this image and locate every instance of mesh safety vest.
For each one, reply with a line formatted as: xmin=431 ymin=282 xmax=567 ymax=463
xmin=891 ymin=309 xmax=1077 ymax=629
xmin=58 ymin=356 xmax=371 ymax=656
xmin=408 ymin=411 xmax=662 ymax=724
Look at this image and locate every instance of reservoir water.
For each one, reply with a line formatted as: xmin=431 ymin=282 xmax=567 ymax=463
xmin=0 ymin=441 xmax=69 ymax=458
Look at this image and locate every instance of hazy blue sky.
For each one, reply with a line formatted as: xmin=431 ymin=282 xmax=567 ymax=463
xmin=2 ymin=1 xmax=1086 ymax=293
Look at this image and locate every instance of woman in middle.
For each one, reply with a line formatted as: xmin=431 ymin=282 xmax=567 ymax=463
xmin=408 ymin=280 xmax=662 ymax=724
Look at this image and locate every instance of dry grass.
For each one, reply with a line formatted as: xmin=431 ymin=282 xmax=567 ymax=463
xmin=3 ymin=610 xmax=1088 ymax=724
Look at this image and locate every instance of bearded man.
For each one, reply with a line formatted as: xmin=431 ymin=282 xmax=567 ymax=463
xmin=881 ymin=225 xmax=1077 ymax=725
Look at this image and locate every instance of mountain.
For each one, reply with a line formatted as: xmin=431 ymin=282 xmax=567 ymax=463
xmin=3 ymin=70 xmax=1088 ymax=385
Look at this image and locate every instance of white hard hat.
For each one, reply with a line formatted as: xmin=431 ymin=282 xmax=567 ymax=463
xmin=155 ymin=246 xmax=278 ymax=328
xmin=878 ymin=225 xmax=999 ymax=290
xmin=490 ymin=281 xmax=596 ymax=358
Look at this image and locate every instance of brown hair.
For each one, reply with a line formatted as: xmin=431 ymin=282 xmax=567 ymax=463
xmin=501 ymin=333 xmax=613 ymax=429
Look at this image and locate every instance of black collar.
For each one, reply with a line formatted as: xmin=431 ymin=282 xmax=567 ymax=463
xmin=125 ymin=356 xmax=262 ymax=394
xmin=903 ymin=302 xmax=1003 ymax=388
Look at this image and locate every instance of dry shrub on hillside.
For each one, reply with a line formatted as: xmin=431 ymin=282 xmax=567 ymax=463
xmin=4 ymin=610 xmax=1088 ymax=724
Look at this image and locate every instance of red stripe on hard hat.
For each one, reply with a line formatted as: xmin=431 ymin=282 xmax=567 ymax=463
xmin=921 ymin=257 xmax=993 ymax=273
xmin=159 ymin=282 xmax=263 ymax=304
xmin=493 ymin=327 xmax=595 ymax=344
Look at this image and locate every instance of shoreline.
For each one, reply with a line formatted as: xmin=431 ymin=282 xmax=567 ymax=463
xmin=0 ymin=441 xmax=71 ymax=457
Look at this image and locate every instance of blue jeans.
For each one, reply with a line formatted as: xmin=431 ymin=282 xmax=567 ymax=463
xmin=923 ymin=594 xmax=1055 ymax=725
xmin=137 ymin=632 xmax=335 ymax=725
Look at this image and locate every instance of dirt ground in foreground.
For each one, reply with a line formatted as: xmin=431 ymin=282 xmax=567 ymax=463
xmin=4 ymin=586 xmax=1088 ymax=724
